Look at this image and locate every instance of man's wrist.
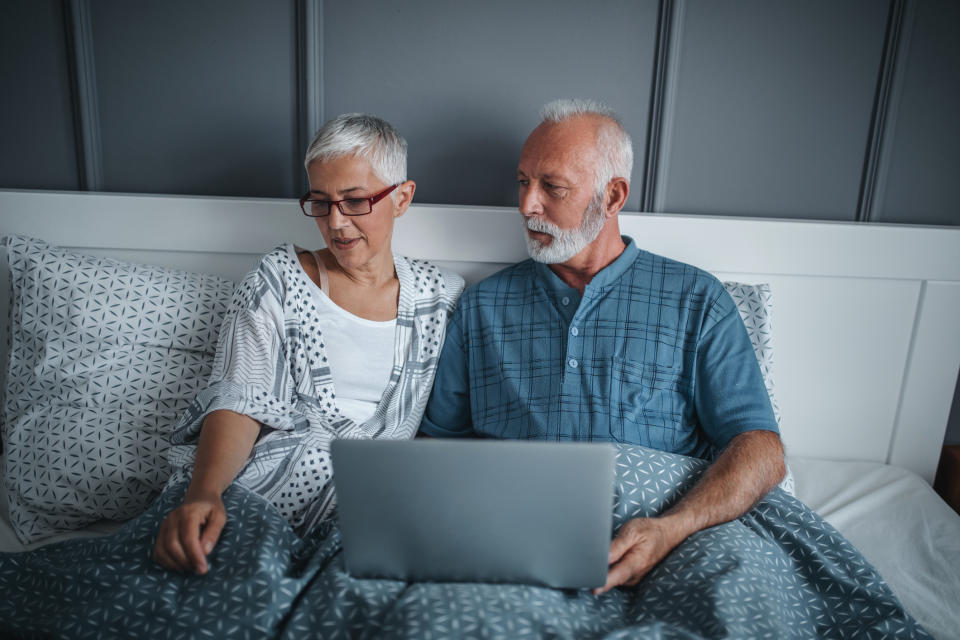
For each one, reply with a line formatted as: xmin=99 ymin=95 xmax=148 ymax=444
xmin=654 ymin=511 xmax=699 ymax=548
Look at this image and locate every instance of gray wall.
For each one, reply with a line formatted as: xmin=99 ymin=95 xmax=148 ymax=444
xmin=658 ymin=0 xmax=888 ymax=220
xmin=2 ymin=0 xmax=959 ymax=442
xmin=1 ymin=1 xmax=78 ymax=190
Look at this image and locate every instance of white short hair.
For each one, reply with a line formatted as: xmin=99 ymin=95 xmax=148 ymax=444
xmin=304 ymin=113 xmax=407 ymax=186
xmin=538 ymin=98 xmax=634 ymax=195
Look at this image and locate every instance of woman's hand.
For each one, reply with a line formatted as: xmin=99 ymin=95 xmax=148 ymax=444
xmin=153 ymin=490 xmax=227 ymax=575
xmin=152 ymin=410 xmax=261 ymax=575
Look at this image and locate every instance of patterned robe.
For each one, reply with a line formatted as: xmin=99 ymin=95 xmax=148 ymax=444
xmin=167 ymin=244 xmax=464 ymax=533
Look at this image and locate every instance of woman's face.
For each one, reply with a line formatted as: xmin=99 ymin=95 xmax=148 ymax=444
xmin=306 ymin=155 xmax=414 ymax=273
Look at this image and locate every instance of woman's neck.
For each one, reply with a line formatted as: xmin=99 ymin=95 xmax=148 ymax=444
xmin=320 ymin=249 xmax=396 ymax=290
xmin=317 ymin=249 xmax=399 ymax=321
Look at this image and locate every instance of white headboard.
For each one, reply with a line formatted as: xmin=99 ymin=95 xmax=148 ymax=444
xmin=2 ymin=189 xmax=958 ymax=483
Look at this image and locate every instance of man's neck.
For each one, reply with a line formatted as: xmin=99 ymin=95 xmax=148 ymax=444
xmin=547 ymin=224 xmax=626 ymax=294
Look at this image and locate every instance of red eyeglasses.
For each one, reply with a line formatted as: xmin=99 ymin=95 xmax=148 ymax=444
xmin=299 ymin=184 xmax=399 ymax=217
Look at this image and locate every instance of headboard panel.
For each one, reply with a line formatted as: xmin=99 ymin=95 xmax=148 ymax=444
xmin=2 ymin=189 xmax=958 ymax=483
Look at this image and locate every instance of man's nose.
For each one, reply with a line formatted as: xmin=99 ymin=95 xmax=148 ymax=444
xmin=518 ymin=185 xmax=542 ymax=217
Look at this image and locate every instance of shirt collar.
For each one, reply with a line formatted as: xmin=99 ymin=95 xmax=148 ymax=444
xmin=533 ymin=236 xmax=639 ymax=304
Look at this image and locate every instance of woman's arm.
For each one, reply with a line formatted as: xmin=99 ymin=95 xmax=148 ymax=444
xmin=153 ymin=409 xmax=260 ymax=575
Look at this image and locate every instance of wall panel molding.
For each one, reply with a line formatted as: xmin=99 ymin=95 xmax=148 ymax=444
xmin=641 ymin=0 xmax=678 ymax=212
xmin=64 ymin=0 xmax=102 ymax=191
xmin=865 ymin=0 xmax=920 ymax=224
xmin=646 ymin=0 xmax=685 ymax=214
xmin=296 ymin=0 xmax=324 ymax=194
xmin=857 ymin=0 xmax=911 ymax=222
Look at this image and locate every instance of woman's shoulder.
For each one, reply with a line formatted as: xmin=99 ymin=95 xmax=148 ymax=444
xmin=228 ymin=244 xmax=305 ymax=311
xmin=395 ymin=255 xmax=465 ymax=304
xmin=255 ymin=243 xmax=301 ymax=272
xmin=241 ymin=244 xmax=307 ymax=284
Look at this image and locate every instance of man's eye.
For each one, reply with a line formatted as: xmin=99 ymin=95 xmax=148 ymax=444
xmin=518 ymin=179 xmax=529 ymax=187
xmin=545 ymin=183 xmax=565 ymax=191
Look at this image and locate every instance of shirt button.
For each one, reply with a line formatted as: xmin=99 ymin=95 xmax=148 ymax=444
xmin=561 ymin=296 xmax=570 ymax=306
xmin=570 ymin=327 xmax=579 ymax=336
xmin=568 ymin=358 xmax=579 ymax=369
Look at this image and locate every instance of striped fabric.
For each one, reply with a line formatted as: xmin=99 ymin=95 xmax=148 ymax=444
xmin=167 ymin=245 xmax=463 ymax=534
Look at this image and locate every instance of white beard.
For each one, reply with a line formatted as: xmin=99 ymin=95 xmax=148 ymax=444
xmin=524 ymin=192 xmax=606 ymax=264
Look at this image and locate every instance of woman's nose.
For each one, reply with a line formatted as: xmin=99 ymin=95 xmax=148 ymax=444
xmin=327 ymin=206 xmax=350 ymax=229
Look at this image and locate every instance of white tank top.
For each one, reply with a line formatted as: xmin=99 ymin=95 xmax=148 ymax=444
xmin=303 ymin=250 xmax=396 ymax=424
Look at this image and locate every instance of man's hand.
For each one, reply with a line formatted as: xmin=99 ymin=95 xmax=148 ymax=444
xmin=593 ymin=516 xmax=683 ymax=595
xmin=593 ymin=430 xmax=785 ymax=595
xmin=153 ymin=491 xmax=227 ymax=575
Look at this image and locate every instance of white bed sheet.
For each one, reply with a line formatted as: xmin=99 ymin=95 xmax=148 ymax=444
xmin=791 ymin=457 xmax=960 ymax=640
xmin=2 ymin=456 xmax=959 ymax=638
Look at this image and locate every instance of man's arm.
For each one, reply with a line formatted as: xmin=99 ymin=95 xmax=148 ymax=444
xmin=594 ymin=429 xmax=785 ymax=595
xmin=418 ymin=307 xmax=475 ymax=437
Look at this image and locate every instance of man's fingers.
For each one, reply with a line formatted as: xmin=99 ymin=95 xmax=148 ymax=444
xmin=199 ymin=506 xmax=226 ymax=557
xmin=607 ymin=521 xmax=639 ymax=564
xmin=594 ymin=550 xmax=652 ymax=595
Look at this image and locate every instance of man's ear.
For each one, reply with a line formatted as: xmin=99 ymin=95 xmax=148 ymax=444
xmin=604 ymin=178 xmax=629 ymax=218
xmin=393 ymin=180 xmax=417 ymax=217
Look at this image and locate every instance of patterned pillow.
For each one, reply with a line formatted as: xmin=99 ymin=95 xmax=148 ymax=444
xmin=722 ymin=281 xmax=794 ymax=496
xmin=1 ymin=236 xmax=236 ymax=544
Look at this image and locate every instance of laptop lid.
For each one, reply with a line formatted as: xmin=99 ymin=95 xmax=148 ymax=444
xmin=331 ymin=439 xmax=615 ymax=589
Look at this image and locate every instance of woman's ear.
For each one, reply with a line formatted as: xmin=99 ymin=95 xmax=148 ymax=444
xmin=393 ymin=180 xmax=416 ymax=217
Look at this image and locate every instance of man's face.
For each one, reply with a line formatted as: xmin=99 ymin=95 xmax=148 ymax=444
xmin=517 ymin=118 xmax=606 ymax=263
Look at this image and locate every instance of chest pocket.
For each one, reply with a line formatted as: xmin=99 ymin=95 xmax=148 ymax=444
xmin=609 ymin=357 xmax=682 ymax=447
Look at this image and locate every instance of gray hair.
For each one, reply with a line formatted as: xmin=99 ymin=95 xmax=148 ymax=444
xmin=538 ymin=98 xmax=633 ymax=195
xmin=303 ymin=113 xmax=407 ymax=186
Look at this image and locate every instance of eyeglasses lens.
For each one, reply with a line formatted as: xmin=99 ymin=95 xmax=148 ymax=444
xmin=340 ymin=199 xmax=372 ymax=215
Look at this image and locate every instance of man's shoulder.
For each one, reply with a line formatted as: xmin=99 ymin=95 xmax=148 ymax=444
xmin=628 ymin=249 xmax=739 ymax=328
xmin=627 ymin=247 xmax=726 ymax=294
xmin=461 ymin=260 xmax=538 ymax=300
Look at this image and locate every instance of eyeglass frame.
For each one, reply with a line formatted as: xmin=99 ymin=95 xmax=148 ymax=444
xmin=299 ymin=183 xmax=399 ymax=218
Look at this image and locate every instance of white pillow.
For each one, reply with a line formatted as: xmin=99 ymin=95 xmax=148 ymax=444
xmin=1 ymin=236 xmax=235 ymax=544
xmin=723 ymin=281 xmax=794 ymax=496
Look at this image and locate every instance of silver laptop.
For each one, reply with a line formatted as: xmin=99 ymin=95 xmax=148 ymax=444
xmin=331 ymin=439 xmax=616 ymax=589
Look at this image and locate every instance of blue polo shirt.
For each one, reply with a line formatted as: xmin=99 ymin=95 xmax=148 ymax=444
xmin=420 ymin=237 xmax=778 ymax=458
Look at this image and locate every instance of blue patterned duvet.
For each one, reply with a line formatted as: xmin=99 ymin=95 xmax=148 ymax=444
xmin=0 ymin=446 xmax=929 ymax=639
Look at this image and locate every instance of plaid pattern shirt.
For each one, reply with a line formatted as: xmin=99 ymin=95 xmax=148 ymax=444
xmin=421 ymin=237 xmax=778 ymax=458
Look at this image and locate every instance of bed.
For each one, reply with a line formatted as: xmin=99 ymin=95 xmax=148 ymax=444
xmin=1 ymin=189 xmax=959 ymax=638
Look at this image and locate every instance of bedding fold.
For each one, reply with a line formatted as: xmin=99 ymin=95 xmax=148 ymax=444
xmin=0 ymin=445 xmax=929 ymax=639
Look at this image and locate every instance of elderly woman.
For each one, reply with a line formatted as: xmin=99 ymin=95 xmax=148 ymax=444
xmin=153 ymin=114 xmax=464 ymax=574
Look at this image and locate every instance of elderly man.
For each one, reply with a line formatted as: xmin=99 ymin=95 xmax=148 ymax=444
xmin=419 ymin=99 xmax=785 ymax=594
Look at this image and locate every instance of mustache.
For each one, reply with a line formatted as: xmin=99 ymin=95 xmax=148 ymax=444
xmin=524 ymin=216 xmax=561 ymax=236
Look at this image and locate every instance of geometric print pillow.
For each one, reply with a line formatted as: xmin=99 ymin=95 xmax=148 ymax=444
xmin=722 ymin=281 xmax=794 ymax=496
xmin=1 ymin=236 xmax=236 ymax=544
xmin=723 ymin=282 xmax=781 ymax=424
